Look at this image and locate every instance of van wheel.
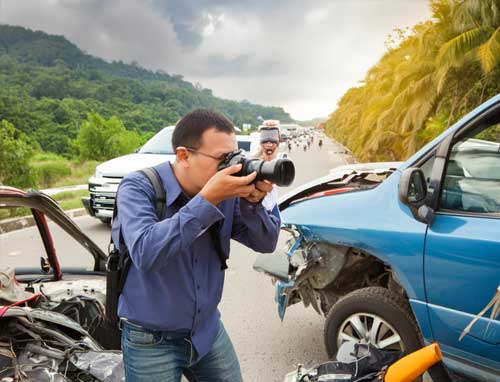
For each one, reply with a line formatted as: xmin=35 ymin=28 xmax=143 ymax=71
xmin=324 ymin=287 xmax=422 ymax=358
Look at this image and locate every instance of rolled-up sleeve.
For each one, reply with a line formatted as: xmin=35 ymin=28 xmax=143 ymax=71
xmin=231 ymin=198 xmax=281 ymax=253
xmin=117 ymin=174 xmax=224 ymax=271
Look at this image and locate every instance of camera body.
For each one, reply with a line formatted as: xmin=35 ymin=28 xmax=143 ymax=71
xmin=217 ymin=151 xmax=295 ymax=187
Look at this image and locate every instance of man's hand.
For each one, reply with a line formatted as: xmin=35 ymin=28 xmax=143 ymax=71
xmin=200 ymin=164 xmax=257 ymax=205
xmin=244 ymin=180 xmax=273 ymax=204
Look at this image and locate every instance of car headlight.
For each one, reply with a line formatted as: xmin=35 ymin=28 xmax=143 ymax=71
xmin=95 ymin=170 xmax=103 ymax=178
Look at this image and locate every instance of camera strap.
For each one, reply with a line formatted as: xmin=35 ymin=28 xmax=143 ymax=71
xmin=209 ymin=220 xmax=228 ymax=271
xmin=114 ymin=167 xmax=228 ymax=273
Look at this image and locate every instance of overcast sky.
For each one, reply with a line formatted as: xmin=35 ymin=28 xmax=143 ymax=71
xmin=0 ymin=0 xmax=431 ymax=120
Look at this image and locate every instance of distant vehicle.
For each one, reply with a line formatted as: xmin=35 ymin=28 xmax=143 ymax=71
xmin=82 ymin=126 xmax=176 ymax=223
xmin=236 ymin=134 xmax=260 ymax=155
xmin=255 ymin=94 xmax=500 ymax=381
xmin=280 ymin=124 xmax=300 ymax=139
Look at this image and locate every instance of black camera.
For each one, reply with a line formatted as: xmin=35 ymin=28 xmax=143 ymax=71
xmin=217 ymin=151 xmax=295 ymax=187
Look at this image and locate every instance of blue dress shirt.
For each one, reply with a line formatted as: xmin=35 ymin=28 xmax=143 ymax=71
xmin=111 ymin=161 xmax=281 ymax=360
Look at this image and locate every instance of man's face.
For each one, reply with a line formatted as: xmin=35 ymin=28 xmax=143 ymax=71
xmin=188 ymin=128 xmax=237 ymax=192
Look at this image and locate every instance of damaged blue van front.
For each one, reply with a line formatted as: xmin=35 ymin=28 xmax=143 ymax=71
xmin=254 ymin=95 xmax=500 ymax=381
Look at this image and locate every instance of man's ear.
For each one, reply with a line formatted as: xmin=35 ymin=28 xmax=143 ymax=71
xmin=175 ymin=147 xmax=190 ymax=167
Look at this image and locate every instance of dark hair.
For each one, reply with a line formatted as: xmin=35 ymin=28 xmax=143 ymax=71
xmin=172 ymin=109 xmax=235 ymax=149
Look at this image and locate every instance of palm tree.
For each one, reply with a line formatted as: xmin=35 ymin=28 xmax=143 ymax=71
xmin=437 ymin=0 xmax=500 ymax=78
xmin=326 ymin=0 xmax=500 ymax=162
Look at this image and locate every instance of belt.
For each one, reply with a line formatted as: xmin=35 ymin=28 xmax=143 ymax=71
xmin=120 ymin=318 xmax=191 ymax=339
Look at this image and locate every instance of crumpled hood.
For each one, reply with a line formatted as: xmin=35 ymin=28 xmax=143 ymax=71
xmin=278 ymin=161 xmax=402 ymax=210
xmin=96 ymin=153 xmax=176 ymax=177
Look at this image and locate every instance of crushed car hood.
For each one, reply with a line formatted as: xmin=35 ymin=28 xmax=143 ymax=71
xmin=0 ymin=305 xmax=125 ymax=381
xmin=278 ymin=162 xmax=403 ymax=210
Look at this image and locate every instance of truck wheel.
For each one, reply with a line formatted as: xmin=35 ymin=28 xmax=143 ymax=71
xmin=99 ymin=217 xmax=111 ymax=225
xmin=324 ymin=287 xmax=422 ymax=358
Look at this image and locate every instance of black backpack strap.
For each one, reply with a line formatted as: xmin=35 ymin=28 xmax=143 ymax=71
xmin=139 ymin=167 xmax=166 ymax=219
xmin=139 ymin=167 xmax=227 ymax=270
xmin=106 ymin=167 xmax=167 ymax=326
xmin=116 ymin=167 xmax=166 ymax=293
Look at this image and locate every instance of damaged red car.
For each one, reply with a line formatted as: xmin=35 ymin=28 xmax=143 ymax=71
xmin=0 ymin=186 xmax=122 ymax=381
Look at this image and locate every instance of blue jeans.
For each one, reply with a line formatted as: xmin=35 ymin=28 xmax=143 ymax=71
xmin=121 ymin=320 xmax=242 ymax=382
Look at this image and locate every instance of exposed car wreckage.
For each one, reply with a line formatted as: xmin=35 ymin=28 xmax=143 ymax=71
xmin=254 ymin=163 xmax=403 ymax=321
xmin=283 ymin=342 xmax=402 ymax=382
xmin=0 ymin=187 xmax=122 ymax=381
xmin=283 ymin=342 xmax=446 ymax=382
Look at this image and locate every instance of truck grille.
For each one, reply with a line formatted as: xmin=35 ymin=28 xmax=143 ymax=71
xmin=89 ymin=178 xmax=121 ymax=215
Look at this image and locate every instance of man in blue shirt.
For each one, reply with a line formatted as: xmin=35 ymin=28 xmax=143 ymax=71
xmin=112 ymin=109 xmax=281 ymax=381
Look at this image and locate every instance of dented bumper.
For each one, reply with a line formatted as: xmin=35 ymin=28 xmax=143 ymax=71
xmin=254 ymin=225 xmax=350 ymax=320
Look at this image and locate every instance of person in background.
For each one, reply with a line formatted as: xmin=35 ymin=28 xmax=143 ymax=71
xmin=255 ymin=127 xmax=280 ymax=211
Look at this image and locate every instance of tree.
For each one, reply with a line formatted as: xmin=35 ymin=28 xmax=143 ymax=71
xmin=0 ymin=120 xmax=35 ymax=187
xmin=73 ymin=113 xmax=142 ymax=161
xmin=326 ymin=0 xmax=500 ymax=162
xmin=0 ymin=24 xmax=293 ymax=159
xmin=437 ymin=0 xmax=500 ymax=76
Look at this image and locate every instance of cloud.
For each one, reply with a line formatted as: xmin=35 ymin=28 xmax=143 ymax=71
xmin=0 ymin=0 xmax=432 ymax=119
xmin=0 ymin=0 xmax=184 ymax=70
xmin=190 ymin=54 xmax=281 ymax=77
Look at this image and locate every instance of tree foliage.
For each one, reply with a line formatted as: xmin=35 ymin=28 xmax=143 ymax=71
xmin=0 ymin=24 xmax=292 ymax=158
xmin=73 ymin=113 xmax=142 ymax=161
xmin=326 ymin=0 xmax=500 ymax=162
xmin=0 ymin=120 xmax=35 ymax=187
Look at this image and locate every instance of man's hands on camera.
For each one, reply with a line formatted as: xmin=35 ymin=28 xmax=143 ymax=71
xmin=245 ymin=180 xmax=272 ymax=204
xmin=199 ymin=164 xmax=271 ymax=205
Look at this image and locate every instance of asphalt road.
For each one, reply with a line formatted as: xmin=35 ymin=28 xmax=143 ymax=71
xmin=1 ymin=134 xmax=352 ymax=382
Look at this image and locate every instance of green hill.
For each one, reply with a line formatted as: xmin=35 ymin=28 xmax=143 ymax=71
xmin=0 ymin=24 xmax=292 ymax=155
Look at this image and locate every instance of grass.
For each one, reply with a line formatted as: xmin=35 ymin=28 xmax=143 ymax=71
xmin=0 ymin=207 xmax=31 ymax=221
xmin=52 ymin=189 xmax=89 ymax=201
xmin=2 ymin=153 xmax=97 ymax=221
xmin=28 ymin=152 xmax=98 ymax=189
xmin=50 ymin=160 xmax=98 ymax=188
xmin=0 ymin=189 xmax=89 ymax=221
xmin=54 ymin=189 xmax=89 ymax=211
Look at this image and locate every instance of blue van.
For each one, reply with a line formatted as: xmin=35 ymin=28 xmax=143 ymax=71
xmin=254 ymin=95 xmax=500 ymax=380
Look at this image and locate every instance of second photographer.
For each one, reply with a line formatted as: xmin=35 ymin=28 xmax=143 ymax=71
xmin=255 ymin=126 xmax=282 ymax=211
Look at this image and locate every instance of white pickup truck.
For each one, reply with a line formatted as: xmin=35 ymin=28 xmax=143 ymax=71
xmin=82 ymin=126 xmax=176 ymax=223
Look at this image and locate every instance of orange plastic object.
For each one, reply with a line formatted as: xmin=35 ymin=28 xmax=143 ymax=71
xmin=385 ymin=343 xmax=442 ymax=382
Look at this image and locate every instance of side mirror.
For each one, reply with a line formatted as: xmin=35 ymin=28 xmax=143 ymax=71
xmin=399 ymin=168 xmax=434 ymax=224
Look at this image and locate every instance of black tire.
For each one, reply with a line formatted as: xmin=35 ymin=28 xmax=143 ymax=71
xmin=99 ymin=217 xmax=112 ymax=226
xmin=324 ymin=287 xmax=423 ymax=358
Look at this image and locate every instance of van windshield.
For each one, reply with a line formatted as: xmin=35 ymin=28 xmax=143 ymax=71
xmin=139 ymin=128 xmax=174 ymax=154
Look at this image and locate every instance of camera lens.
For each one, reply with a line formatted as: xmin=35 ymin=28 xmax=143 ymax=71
xmin=218 ymin=153 xmax=295 ymax=187
xmin=246 ymin=158 xmax=295 ymax=186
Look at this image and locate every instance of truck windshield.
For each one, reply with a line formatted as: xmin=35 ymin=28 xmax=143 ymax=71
xmin=139 ymin=128 xmax=174 ymax=154
xmin=238 ymin=141 xmax=251 ymax=151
